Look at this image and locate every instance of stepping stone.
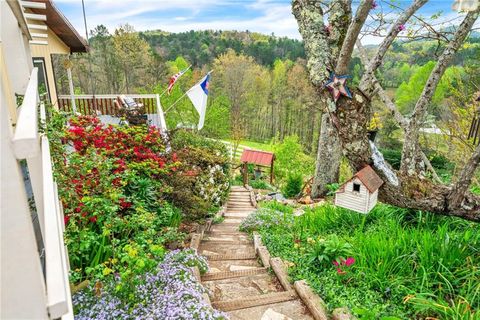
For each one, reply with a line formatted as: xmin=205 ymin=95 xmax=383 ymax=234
xmin=261 ymin=308 xmax=293 ymax=320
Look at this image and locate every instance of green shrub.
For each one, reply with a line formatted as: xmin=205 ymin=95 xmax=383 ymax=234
xmin=282 ymin=173 xmax=303 ymax=198
xmin=249 ymin=179 xmax=273 ymax=190
xmin=273 ymin=135 xmax=314 ymax=183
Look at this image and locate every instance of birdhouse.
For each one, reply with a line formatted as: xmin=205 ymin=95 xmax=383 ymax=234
xmin=335 ymin=165 xmax=383 ymax=214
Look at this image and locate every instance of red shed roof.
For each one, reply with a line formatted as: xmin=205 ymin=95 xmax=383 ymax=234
xmin=240 ymin=149 xmax=274 ymax=166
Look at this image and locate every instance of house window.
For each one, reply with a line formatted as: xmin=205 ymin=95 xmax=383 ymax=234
xmin=33 ymin=58 xmax=51 ymax=103
xmin=353 ymin=183 xmax=361 ymax=192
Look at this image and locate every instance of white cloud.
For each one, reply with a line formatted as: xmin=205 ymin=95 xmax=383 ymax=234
xmin=59 ymin=0 xmax=475 ymax=44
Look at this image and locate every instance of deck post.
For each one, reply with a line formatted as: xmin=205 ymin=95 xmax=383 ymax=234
xmin=67 ymin=66 xmax=76 ymax=113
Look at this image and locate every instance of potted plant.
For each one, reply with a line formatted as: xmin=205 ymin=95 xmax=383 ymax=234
xmin=367 ymin=112 xmax=383 ymax=142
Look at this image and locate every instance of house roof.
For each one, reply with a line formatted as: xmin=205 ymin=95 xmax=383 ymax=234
xmin=354 ymin=165 xmax=383 ymax=193
xmin=240 ymin=149 xmax=275 ymax=167
xmin=30 ymin=0 xmax=88 ymax=53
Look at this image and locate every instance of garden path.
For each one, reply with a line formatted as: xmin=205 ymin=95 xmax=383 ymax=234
xmin=199 ymin=186 xmax=314 ymax=320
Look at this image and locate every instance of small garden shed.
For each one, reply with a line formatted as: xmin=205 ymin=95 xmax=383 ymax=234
xmin=335 ymin=165 xmax=383 ymax=214
xmin=240 ymin=149 xmax=275 ymax=185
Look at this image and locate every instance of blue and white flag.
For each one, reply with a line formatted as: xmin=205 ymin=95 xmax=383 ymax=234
xmin=186 ymin=73 xmax=210 ymax=130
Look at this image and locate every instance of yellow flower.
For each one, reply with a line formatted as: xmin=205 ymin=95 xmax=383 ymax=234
xmin=102 ymin=267 xmax=113 ymax=276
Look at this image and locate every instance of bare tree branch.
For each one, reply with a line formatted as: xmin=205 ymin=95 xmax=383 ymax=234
xmin=335 ymin=0 xmax=373 ymax=74
xmin=356 ymin=40 xmax=442 ymax=183
xmin=360 ymin=0 xmax=428 ymax=95
xmin=401 ymin=9 xmax=479 ymax=176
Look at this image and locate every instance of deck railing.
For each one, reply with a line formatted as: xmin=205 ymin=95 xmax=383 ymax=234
xmin=57 ymin=94 xmax=167 ymax=131
xmin=7 ymin=68 xmax=73 ymax=319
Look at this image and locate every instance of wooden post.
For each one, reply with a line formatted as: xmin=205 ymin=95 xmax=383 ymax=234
xmin=243 ymin=162 xmax=248 ymax=186
xmin=270 ymin=156 xmax=275 ymax=185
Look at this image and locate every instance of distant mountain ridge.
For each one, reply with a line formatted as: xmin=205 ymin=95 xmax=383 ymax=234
xmin=138 ymin=28 xmax=479 ymax=68
xmin=139 ymin=29 xmax=306 ymax=66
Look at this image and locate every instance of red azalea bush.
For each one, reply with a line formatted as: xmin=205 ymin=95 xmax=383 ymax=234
xmin=47 ymin=113 xmax=229 ymax=283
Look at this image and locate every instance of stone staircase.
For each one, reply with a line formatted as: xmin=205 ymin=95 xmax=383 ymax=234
xmin=198 ymin=186 xmax=314 ymax=319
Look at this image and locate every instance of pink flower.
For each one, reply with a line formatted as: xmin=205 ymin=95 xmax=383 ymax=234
xmin=345 ymin=257 xmax=355 ymax=267
xmin=371 ymin=1 xmax=378 ymax=9
xmin=398 ymin=24 xmax=406 ymax=32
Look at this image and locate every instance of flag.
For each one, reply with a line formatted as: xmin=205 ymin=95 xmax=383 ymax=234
xmin=186 ymin=73 xmax=210 ymax=130
xmin=167 ymin=66 xmax=190 ymax=94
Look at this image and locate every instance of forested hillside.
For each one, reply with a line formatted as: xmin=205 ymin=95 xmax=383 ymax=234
xmin=139 ymin=29 xmax=305 ymax=66
xmin=57 ymin=25 xmax=479 ymax=160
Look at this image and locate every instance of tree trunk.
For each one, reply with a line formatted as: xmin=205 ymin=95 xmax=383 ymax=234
xmin=311 ymin=112 xmax=342 ymax=198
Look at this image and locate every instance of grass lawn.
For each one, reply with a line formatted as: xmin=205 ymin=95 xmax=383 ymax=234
xmin=240 ymin=201 xmax=480 ymax=320
xmin=225 ymin=139 xmax=274 ymax=152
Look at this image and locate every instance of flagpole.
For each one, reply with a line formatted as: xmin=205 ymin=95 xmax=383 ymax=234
xmin=164 ymin=91 xmax=189 ymax=114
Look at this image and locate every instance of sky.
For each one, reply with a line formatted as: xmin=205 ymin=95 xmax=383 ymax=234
xmin=55 ymin=0 xmax=470 ymax=44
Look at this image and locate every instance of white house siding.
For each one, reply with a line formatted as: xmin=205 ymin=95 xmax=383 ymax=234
xmin=1 ymin=1 xmax=33 ymax=123
xmin=367 ymin=189 xmax=378 ymax=211
xmin=335 ymin=178 xmax=369 ymax=214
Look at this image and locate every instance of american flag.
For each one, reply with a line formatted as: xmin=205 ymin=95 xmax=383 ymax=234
xmin=167 ymin=66 xmax=190 ymax=94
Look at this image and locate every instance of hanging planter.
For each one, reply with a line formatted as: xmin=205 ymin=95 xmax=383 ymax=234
xmin=367 ymin=130 xmax=378 ymax=142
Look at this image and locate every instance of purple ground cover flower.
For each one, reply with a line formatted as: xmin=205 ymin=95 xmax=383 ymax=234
xmin=73 ymin=249 xmax=228 ymax=319
xmin=239 ymin=207 xmax=294 ymax=232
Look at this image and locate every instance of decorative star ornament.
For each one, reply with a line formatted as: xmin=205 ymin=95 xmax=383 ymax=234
xmin=325 ymin=73 xmax=353 ymax=103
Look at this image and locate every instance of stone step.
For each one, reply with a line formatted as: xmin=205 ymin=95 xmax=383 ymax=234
xmin=227 ymin=202 xmax=253 ymax=206
xmin=205 ymin=230 xmax=248 ymax=236
xmin=228 ymin=299 xmax=315 ymax=320
xmin=230 ymin=187 xmax=250 ymax=191
xmin=201 ymin=239 xmax=253 ymax=245
xmin=210 ymin=225 xmax=241 ymax=233
xmin=202 ymin=267 xmax=268 ymax=281
xmin=200 ymin=244 xmax=255 ymax=257
xmin=222 ymin=218 xmax=243 ymax=224
xmin=204 ymin=253 xmax=257 ymax=261
xmin=207 ymin=259 xmax=260 ymax=273
xmin=212 ymin=290 xmax=298 ymax=312
xmin=205 ymin=273 xmax=285 ymax=303
xmin=226 ymin=207 xmax=255 ymax=211
xmin=224 ymin=213 xmax=251 ymax=219
xmin=227 ymin=204 xmax=255 ymax=208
